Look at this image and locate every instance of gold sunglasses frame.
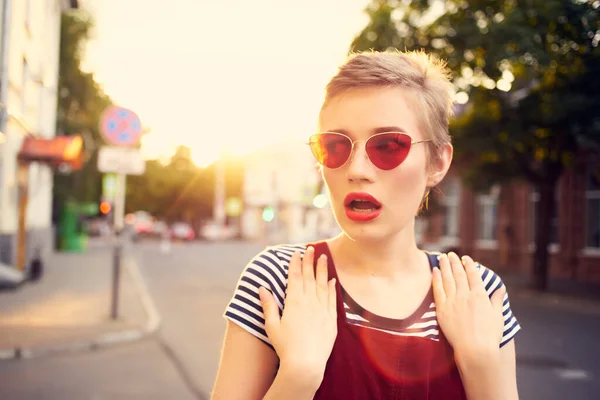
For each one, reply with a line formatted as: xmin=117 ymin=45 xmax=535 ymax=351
xmin=307 ymin=131 xmax=431 ymax=170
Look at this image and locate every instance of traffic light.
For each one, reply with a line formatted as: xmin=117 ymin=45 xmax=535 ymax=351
xmin=313 ymin=193 xmax=328 ymax=209
xmin=100 ymin=201 xmax=112 ymax=215
xmin=262 ymin=206 xmax=275 ymax=222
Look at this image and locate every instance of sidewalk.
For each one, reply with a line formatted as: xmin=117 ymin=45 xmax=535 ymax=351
xmin=499 ymin=270 xmax=600 ymax=314
xmin=0 ymin=245 xmax=157 ymax=359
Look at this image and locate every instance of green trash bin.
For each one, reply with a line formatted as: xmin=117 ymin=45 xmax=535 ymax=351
xmin=58 ymin=202 xmax=88 ymax=252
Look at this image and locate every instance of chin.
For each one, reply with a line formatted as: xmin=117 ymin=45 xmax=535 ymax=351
xmin=343 ymin=229 xmax=388 ymax=243
xmin=333 ymin=209 xmax=414 ymax=243
xmin=335 ymin=219 xmax=392 ymax=243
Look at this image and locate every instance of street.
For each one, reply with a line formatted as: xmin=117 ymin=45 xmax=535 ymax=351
xmin=0 ymin=241 xmax=599 ymax=399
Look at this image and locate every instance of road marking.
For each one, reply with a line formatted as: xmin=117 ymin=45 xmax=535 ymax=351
xmin=555 ymin=368 xmax=593 ymax=381
xmin=0 ymin=349 xmax=16 ymax=360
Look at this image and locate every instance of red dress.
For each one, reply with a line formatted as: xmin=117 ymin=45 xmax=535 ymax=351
xmin=310 ymin=241 xmax=467 ymax=400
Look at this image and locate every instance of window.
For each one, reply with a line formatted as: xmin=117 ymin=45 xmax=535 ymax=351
xmin=477 ymin=190 xmax=498 ymax=241
xmin=441 ymin=177 xmax=461 ymax=239
xmin=530 ymin=186 xmax=559 ymax=245
xmin=586 ymin=162 xmax=600 ymax=248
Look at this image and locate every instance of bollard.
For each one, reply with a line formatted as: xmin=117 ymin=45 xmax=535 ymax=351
xmin=110 ymin=235 xmax=122 ymax=320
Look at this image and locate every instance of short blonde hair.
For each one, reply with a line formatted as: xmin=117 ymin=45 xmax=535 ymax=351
xmin=322 ymin=50 xmax=455 ymax=159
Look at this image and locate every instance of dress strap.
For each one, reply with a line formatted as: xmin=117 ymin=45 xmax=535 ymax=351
xmin=307 ymin=241 xmax=346 ymax=323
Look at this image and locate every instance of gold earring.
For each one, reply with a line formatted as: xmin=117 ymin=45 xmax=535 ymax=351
xmin=424 ymin=188 xmax=431 ymax=210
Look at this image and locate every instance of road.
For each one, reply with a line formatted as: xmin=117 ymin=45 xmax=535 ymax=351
xmin=132 ymin=240 xmax=264 ymax=397
xmin=0 ymin=241 xmax=599 ymax=399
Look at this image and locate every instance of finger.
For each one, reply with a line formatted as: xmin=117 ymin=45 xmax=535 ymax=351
xmin=491 ymin=284 xmax=506 ymax=313
xmin=438 ymin=253 xmax=456 ymax=298
xmin=328 ymin=278 xmax=337 ymax=317
xmin=462 ymin=255 xmax=486 ymax=294
xmin=431 ymin=267 xmax=446 ymax=305
xmin=302 ymin=246 xmax=316 ymax=293
xmin=259 ymin=286 xmax=280 ymax=335
xmin=448 ymin=252 xmax=469 ymax=295
xmin=286 ymin=251 xmax=302 ymax=296
xmin=315 ymin=254 xmax=329 ymax=302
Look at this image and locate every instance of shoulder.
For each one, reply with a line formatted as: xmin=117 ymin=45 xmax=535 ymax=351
xmin=240 ymin=244 xmax=308 ymax=295
xmin=425 ymin=250 xmax=505 ymax=296
xmin=426 ymin=250 xmax=521 ymax=346
xmin=475 ymin=263 xmax=505 ymax=296
xmin=265 ymin=243 xmax=308 ymax=262
xmin=249 ymin=243 xmax=308 ymax=272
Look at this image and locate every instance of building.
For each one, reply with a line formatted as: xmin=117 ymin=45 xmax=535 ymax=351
xmin=0 ymin=0 xmax=78 ymax=269
xmin=241 ymin=139 xmax=339 ymax=244
xmin=420 ymin=156 xmax=600 ymax=283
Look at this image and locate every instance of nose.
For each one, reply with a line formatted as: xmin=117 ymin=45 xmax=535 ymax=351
xmin=346 ymin=142 xmax=376 ymax=183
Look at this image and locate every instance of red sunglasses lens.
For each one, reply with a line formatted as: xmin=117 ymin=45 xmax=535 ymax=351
xmin=309 ymin=134 xmax=352 ymax=168
xmin=366 ymin=133 xmax=412 ymax=170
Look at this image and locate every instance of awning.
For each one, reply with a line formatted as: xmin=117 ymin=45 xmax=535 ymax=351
xmin=17 ymin=135 xmax=83 ymax=170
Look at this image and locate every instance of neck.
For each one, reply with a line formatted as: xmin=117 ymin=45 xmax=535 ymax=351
xmin=328 ymin=220 xmax=425 ymax=279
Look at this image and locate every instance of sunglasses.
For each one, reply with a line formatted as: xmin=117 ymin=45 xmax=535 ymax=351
xmin=308 ymin=132 xmax=431 ymax=170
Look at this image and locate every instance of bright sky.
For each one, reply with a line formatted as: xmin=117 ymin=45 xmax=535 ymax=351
xmin=81 ymin=0 xmax=370 ymax=167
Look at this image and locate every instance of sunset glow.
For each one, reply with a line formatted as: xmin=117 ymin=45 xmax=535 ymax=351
xmin=81 ymin=0 xmax=370 ymax=167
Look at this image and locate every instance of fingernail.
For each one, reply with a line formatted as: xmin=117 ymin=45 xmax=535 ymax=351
xmin=319 ymin=254 xmax=327 ymax=262
xmin=258 ymin=287 xmax=266 ymax=301
xmin=448 ymin=252 xmax=457 ymax=259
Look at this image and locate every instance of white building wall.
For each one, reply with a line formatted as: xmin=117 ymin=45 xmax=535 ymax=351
xmin=0 ymin=0 xmax=73 ymax=263
xmin=242 ymin=139 xmax=340 ymax=244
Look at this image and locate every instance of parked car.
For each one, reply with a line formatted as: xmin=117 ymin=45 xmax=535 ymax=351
xmin=127 ymin=211 xmax=156 ymax=241
xmin=86 ymin=218 xmax=112 ymax=237
xmin=169 ymin=222 xmax=196 ymax=241
xmin=153 ymin=221 xmax=169 ymax=238
xmin=200 ymin=222 xmax=238 ymax=241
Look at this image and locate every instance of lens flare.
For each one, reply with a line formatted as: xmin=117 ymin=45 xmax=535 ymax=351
xmin=353 ymin=327 xmax=458 ymax=385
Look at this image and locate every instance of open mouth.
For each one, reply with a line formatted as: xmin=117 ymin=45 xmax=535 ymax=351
xmin=347 ymin=199 xmax=382 ymax=212
xmin=343 ymin=192 xmax=382 ymax=222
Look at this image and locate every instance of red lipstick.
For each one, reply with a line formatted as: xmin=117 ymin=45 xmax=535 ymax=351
xmin=343 ymin=192 xmax=382 ymax=222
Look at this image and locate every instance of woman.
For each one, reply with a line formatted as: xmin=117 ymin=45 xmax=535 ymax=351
xmin=212 ymin=50 xmax=521 ymax=399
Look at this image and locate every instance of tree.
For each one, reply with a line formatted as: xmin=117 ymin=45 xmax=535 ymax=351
xmin=352 ymin=0 xmax=600 ymax=290
xmin=53 ymin=11 xmax=247 ymax=231
xmin=125 ymin=145 xmax=245 ymax=229
xmin=54 ymin=10 xmax=112 ymax=207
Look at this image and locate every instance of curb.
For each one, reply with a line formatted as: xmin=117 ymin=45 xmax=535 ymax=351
xmin=0 ymin=255 xmax=161 ymax=361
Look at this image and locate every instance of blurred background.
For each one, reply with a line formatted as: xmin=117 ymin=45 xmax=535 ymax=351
xmin=0 ymin=0 xmax=599 ymax=399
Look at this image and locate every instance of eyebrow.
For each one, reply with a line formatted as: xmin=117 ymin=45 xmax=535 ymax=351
xmin=324 ymin=126 xmax=408 ymax=137
xmin=372 ymin=126 xmax=407 ymax=134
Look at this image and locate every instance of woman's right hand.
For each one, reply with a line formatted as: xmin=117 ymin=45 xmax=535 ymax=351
xmin=258 ymin=246 xmax=338 ymax=385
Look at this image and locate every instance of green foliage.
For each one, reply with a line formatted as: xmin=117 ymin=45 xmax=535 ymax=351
xmin=352 ymin=0 xmax=600 ymax=289
xmin=54 ymin=10 xmax=111 ymax=204
xmin=125 ymin=145 xmax=244 ymax=225
xmin=352 ymin=0 xmax=600 ymax=191
xmin=53 ymin=10 xmax=244 ymax=223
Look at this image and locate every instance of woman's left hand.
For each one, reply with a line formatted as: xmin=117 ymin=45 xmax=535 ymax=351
xmin=432 ymin=252 xmax=506 ymax=363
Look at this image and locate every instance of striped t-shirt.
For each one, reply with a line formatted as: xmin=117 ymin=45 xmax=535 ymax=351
xmin=224 ymin=244 xmax=521 ymax=349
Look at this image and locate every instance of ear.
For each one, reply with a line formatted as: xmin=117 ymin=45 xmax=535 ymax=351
xmin=426 ymin=143 xmax=453 ymax=188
